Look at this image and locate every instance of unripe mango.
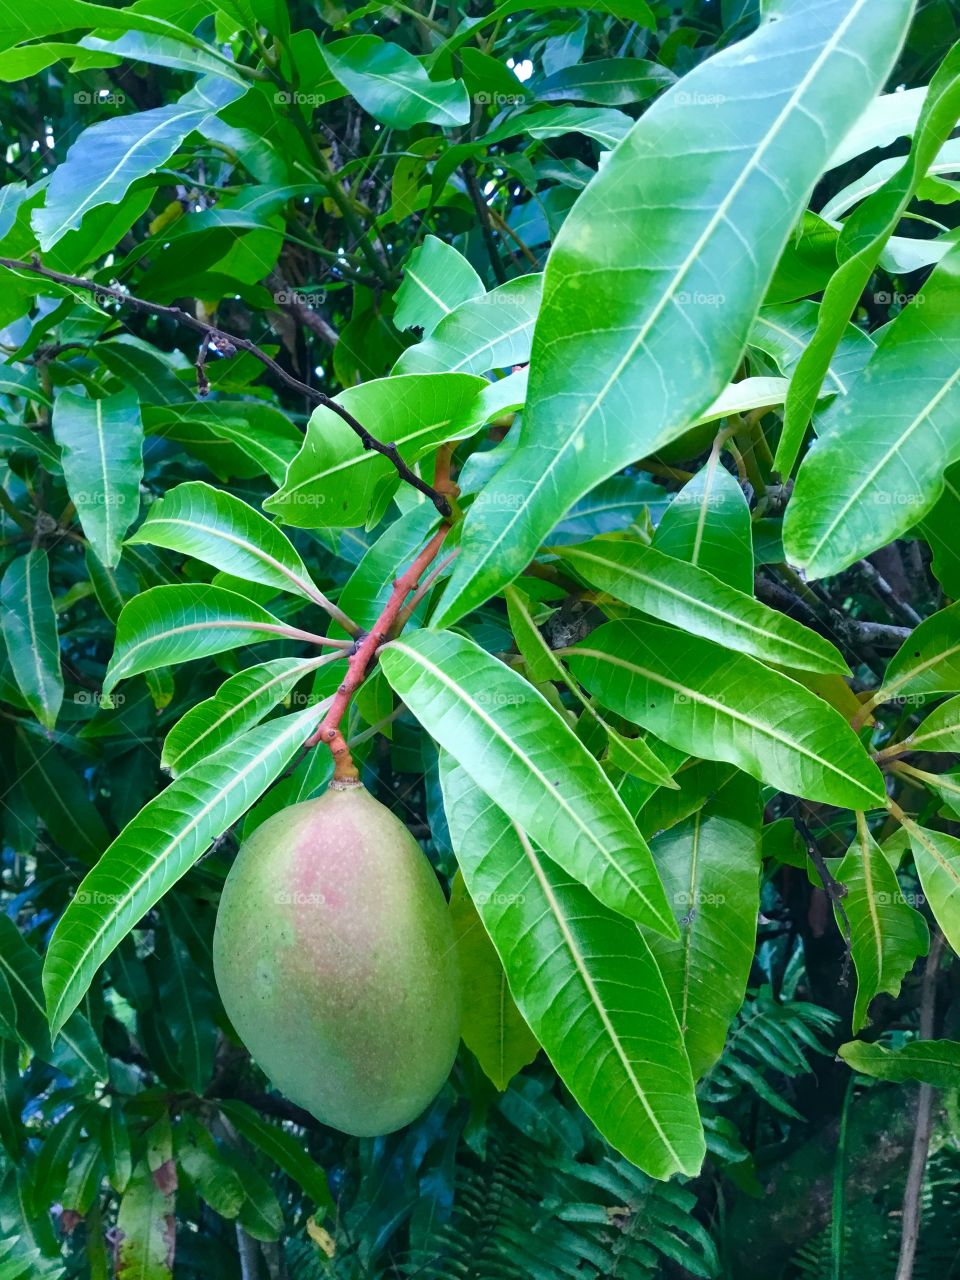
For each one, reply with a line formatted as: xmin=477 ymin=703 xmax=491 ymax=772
xmin=213 ymin=780 xmax=460 ymax=1135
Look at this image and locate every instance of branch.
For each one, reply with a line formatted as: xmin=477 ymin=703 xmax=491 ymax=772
xmin=895 ymin=928 xmax=944 ymax=1280
xmin=305 ymin=524 xmax=451 ymax=776
xmin=0 ymin=255 xmax=452 ymax=518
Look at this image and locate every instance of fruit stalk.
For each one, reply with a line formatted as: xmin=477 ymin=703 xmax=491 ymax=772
xmin=307 ymin=524 xmax=451 ymax=777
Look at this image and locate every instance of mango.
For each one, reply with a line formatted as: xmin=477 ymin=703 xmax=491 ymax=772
xmin=213 ymin=780 xmax=461 ymax=1135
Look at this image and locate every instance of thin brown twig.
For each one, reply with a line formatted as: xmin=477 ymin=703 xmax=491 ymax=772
xmin=0 ymin=255 xmax=452 ymax=517
xmin=304 ymin=525 xmax=451 ymax=777
xmin=894 ymin=928 xmax=944 ymax=1280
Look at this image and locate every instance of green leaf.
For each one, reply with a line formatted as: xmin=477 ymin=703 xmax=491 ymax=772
xmin=174 ymin=1116 xmax=244 ymax=1218
xmin=837 ymin=820 xmax=929 ymax=1033
xmin=775 ymin=45 xmax=960 ymax=474
xmin=839 ymin=1038 xmax=960 ymax=1085
xmin=555 ymin=538 xmax=847 ymax=674
xmin=380 ymin=628 xmax=677 ymax=934
xmin=505 ymin=584 xmax=677 ymax=786
xmin=143 ymin=400 xmax=303 ymax=485
xmin=33 ymin=76 xmax=245 ymax=248
xmin=101 ymin=1101 xmax=132 ymax=1194
xmin=264 ymin=373 xmax=487 ymax=529
xmin=394 ymin=234 xmax=484 ymax=337
xmin=534 ymin=58 xmax=675 ymax=106
xmin=440 ymin=756 xmax=704 ymax=1179
xmin=0 ymin=424 xmax=62 ymax=471
xmin=162 ymin=655 xmax=332 ymax=775
xmin=896 ymin=694 xmax=960 ymax=753
xmin=433 ymin=0 xmax=913 ymax=626
xmin=565 ymin=619 xmax=885 ymax=810
xmin=905 ymin=820 xmax=960 ymax=954
xmin=15 ymin=731 xmax=110 ymax=863
xmin=784 ymin=245 xmax=960 ymax=577
xmin=0 ymin=550 xmax=63 ymax=730
xmin=750 ymin=299 xmax=875 ymax=394
xmin=0 ymin=1041 xmax=24 ymax=1160
xmin=115 ymin=1160 xmax=175 ymax=1280
xmin=127 ymin=481 xmax=323 ymax=603
xmin=646 ymin=776 xmax=763 ymax=1080
xmin=51 ymin=386 xmax=143 ymax=568
xmin=449 ymin=871 xmax=540 ymax=1091
xmin=393 ymin=274 xmax=543 ymax=376
xmin=876 ymin=601 xmax=960 ymax=704
xmin=103 ymin=584 xmax=327 ymax=695
xmin=42 ymin=704 xmax=320 ymax=1037
xmin=653 ymin=461 xmax=753 ymax=593
xmin=324 ymin=35 xmax=469 ymax=128
xmin=218 ymin=1100 xmax=332 ymax=1210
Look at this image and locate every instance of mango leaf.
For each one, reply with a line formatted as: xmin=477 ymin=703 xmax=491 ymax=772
xmin=433 ymin=0 xmax=914 ymax=626
xmin=175 ymin=1117 xmax=244 ymax=1219
xmin=565 ymin=620 xmax=885 ymax=810
xmin=103 ymin=584 xmax=331 ymax=695
xmin=393 ymin=274 xmax=542 ymax=376
xmin=218 ymin=1101 xmax=332 ymax=1210
xmin=905 ymin=820 xmax=960 ymax=953
xmin=162 ymin=655 xmax=333 ymax=775
xmin=33 ymin=76 xmax=245 ymax=248
xmin=0 ymin=423 xmax=62 ymax=471
xmin=440 ymin=755 xmax=704 ymax=1179
xmin=0 ymin=550 xmax=63 ymax=729
xmin=143 ymin=401 xmax=302 ymax=485
xmin=645 ymin=776 xmax=763 ymax=1080
xmin=555 ymin=539 xmax=847 ymax=674
xmin=784 ymin=244 xmax=960 ymax=577
xmin=42 ymin=704 xmax=320 ymax=1036
xmin=393 ymin=235 xmax=484 ymax=337
xmin=505 ymin=584 xmax=677 ymax=786
xmin=775 ymin=45 xmax=960 ymax=474
xmin=653 ymin=461 xmax=753 ymax=593
xmin=449 ymin=871 xmax=540 ymax=1090
xmin=127 ymin=481 xmax=323 ymax=603
xmin=324 ymin=35 xmax=469 ymax=127
xmin=876 ymin=601 xmax=960 ymax=704
xmin=837 ymin=819 xmax=929 ymax=1033
xmin=839 ymin=1038 xmax=960 ymax=1085
xmin=896 ymin=694 xmax=960 ymax=753
xmin=15 ymin=731 xmax=110 ymax=863
xmin=101 ymin=1102 xmax=132 ymax=1194
xmin=380 ymin=628 xmax=677 ymax=935
xmin=534 ymin=57 xmax=675 ymax=106
xmin=51 ymin=386 xmax=143 ymax=568
xmin=750 ymin=300 xmax=875 ymax=393
xmin=115 ymin=1160 xmax=176 ymax=1280
xmin=264 ymin=373 xmax=487 ymax=529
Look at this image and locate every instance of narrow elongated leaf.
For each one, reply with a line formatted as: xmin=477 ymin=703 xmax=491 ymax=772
xmin=434 ymin=0 xmax=914 ymax=626
xmin=101 ymin=1102 xmax=132 ymax=1194
xmin=750 ymin=300 xmax=875 ymax=394
xmin=52 ymin=386 xmax=143 ymax=568
xmin=0 ymin=423 xmax=62 ymax=471
xmin=393 ymin=274 xmax=543 ymax=376
xmin=0 ymin=550 xmax=63 ymax=729
xmin=217 ymin=1101 xmax=332 ymax=1209
xmin=324 ymin=35 xmax=469 ymax=127
xmin=565 ymin=620 xmax=885 ymax=809
xmin=380 ymin=629 xmax=677 ymax=935
xmin=775 ymin=46 xmax=960 ymax=474
xmin=115 ymin=1160 xmax=175 ymax=1280
xmin=162 ymin=655 xmax=332 ymax=775
xmin=33 ymin=77 xmax=244 ymax=248
xmin=505 ymin=584 xmax=676 ymax=786
xmin=175 ymin=1117 xmax=244 ymax=1219
xmin=646 ymin=776 xmax=762 ymax=1079
xmin=264 ymin=373 xmax=487 ymax=529
xmin=394 ymin=235 xmax=484 ymax=336
xmin=837 ymin=820 xmax=929 ymax=1032
xmin=440 ymin=756 xmax=704 ymax=1178
xmin=876 ymin=601 xmax=960 ymax=703
xmin=555 ymin=539 xmax=847 ymax=674
xmin=103 ymin=584 xmax=327 ymax=695
xmin=15 ymin=732 xmax=110 ymax=862
xmin=785 ymin=245 xmax=960 ymax=577
xmin=449 ymin=871 xmax=540 ymax=1090
xmin=896 ymin=694 xmax=960 ymax=753
xmin=128 ymin=481 xmax=321 ymax=602
xmin=839 ymin=1038 xmax=960 ymax=1085
xmin=534 ymin=58 xmax=674 ymax=106
xmin=42 ymin=704 xmax=320 ymax=1036
xmin=905 ymin=820 xmax=960 ymax=953
xmin=653 ymin=461 xmax=753 ymax=593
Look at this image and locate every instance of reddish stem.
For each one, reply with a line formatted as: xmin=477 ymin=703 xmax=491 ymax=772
xmin=305 ymin=525 xmax=450 ymax=778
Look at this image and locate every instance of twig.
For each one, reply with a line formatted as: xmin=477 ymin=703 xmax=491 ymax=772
xmin=305 ymin=525 xmax=451 ymax=776
xmin=0 ymin=255 xmax=452 ymax=517
xmin=795 ymin=811 xmax=851 ymax=986
xmin=894 ymin=929 xmax=944 ymax=1280
xmin=462 ymin=160 xmax=507 ymax=285
xmin=855 ymin=558 xmax=923 ymax=628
